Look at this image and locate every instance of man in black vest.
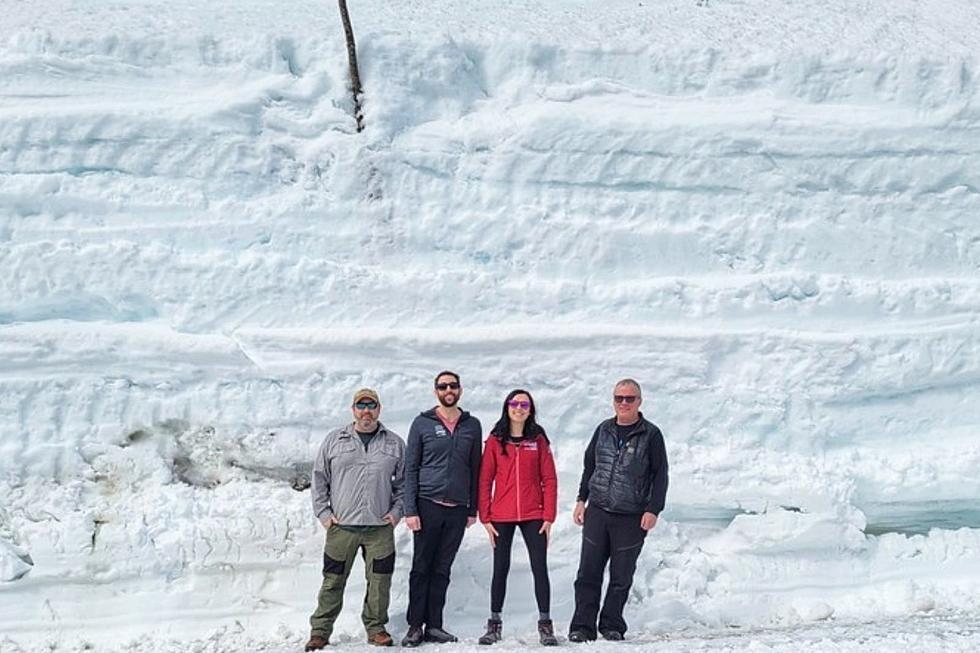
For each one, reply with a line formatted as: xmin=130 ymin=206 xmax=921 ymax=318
xmin=568 ymin=378 xmax=669 ymax=643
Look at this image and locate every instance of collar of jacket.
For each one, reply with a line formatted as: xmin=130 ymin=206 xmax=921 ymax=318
xmin=500 ymin=432 xmax=545 ymax=446
xmin=420 ymin=407 xmax=472 ymax=423
xmin=338 ymin=422 xmax=389 ymax=439
xmin=600 ymin=412 xmax=650 ymax=439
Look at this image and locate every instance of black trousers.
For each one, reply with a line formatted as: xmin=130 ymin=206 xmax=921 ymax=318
xmin=570 ymin=505 xmax=647 ymax=638
xmin=490 ymin=520 xmax=550 ymax=614
xmin=406 ymin=499 xmax=469 ymax=628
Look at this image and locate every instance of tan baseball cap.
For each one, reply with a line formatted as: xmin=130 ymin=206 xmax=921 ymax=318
xmin=352 ymin=388 xmax=381 ymax=405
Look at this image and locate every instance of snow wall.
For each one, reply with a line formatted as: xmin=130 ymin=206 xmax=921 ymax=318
xmin=1 ymin=0 xmax=979 ymax=648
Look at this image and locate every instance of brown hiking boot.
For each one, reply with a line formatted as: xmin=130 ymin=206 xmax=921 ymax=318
xmin=367 ymin=630 xmax=394 ymax=647
xmin=478 ymin=619 xmax=502 ymax=645
xmin=304 ymin=634 xmax=329 ymax=651
xmin=538 ymin=620 xmax=558 ymax=646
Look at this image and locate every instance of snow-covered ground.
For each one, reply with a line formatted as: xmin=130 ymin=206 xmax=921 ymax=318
xmin=2 ymin=1 xmax=979 ymax=651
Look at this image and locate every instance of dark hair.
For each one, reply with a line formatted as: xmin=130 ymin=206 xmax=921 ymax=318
xmin=434 ymin=370 xmax=460 ymax=387
xmin=490 ymin=389 xmax=548 ymax=455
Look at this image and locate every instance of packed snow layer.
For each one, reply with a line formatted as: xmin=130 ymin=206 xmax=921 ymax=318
xmin=1 ymin=0 xmax=980 ymax=650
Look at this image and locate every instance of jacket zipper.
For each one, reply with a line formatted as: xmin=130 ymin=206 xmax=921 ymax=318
xmin=437 ymin=415 xmax=459 ymax=504
xmin=515 ymin=441 xmax=522 ymax=521
xmin=610 ymin=428 xmax=634 ymax=491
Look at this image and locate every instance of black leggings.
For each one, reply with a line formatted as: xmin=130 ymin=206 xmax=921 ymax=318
xmin=490 ymin=520 xmax=550 ymax=614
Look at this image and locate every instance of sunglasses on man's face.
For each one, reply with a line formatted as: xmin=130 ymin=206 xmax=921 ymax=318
xmin=507 ymin=400 xmax=531 ymax=410
xmin=613 ymin=395 xmax=638 ymax=404
xmin=435 ymin=382 xmax=460 ymax=391
xmin=354 ymin=400 xmax=379 ymax=410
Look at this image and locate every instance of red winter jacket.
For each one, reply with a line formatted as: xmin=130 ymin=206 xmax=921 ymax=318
xmin=478 ymin=434 xmax=558 ymax=524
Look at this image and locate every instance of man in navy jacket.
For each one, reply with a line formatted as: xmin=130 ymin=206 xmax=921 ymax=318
xmin=401 ymin=370 xmax=483 ymax=647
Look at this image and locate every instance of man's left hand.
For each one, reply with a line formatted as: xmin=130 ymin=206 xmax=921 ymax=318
xmin=382 ymin=513 xmax=401 ymax=527
xmin=466 ymin=516 xmax=477 ymax=528
xmin=640 ymin=512 xmax=658 ymax=531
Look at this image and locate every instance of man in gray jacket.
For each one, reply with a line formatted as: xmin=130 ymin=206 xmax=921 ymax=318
xmin=305 ymin=388 xmax=406 ymax=650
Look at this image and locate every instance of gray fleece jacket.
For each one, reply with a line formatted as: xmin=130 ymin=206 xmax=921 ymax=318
xmin=311 ymin=422 xmax=406 ymax=525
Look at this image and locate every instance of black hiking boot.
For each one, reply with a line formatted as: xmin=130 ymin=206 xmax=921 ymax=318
xmin=401 ymin=626 xmax=424 ymax=648
xmin=423 ymin=627 xmax=458 ymax=644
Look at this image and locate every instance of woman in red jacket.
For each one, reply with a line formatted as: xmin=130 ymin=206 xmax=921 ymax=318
xmin=477 ymin=389 xmax=559 ymax=646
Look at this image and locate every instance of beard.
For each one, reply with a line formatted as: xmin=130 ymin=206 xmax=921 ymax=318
xmin=438 ymin=393 xmax=458 ymax=408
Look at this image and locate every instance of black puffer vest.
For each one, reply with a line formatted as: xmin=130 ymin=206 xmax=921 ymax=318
xmin=588 ymin=416 xmax=667 ymax=514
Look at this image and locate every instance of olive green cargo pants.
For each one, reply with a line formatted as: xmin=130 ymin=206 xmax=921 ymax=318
xmin=309 ymin=524 xmax=396 ymax=639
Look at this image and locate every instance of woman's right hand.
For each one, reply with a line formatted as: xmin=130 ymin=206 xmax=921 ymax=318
xmin=484 ymin=522 xmax=499 ymax=548
xmin=539 ymin=520 xmax=553 ymax=546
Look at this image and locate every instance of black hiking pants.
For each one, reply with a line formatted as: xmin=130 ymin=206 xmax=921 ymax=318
xmin=406 ymin=499 xmax=469 ymax=629
xmin=570 ymin=505 xmax=647 ymax=638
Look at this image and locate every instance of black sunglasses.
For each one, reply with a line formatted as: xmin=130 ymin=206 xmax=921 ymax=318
xmin=613 ymin=395 xmax=638 ymax=404
xmin=354 ymin=400 xmax=379 ymax=410
xmin=435 ymin=382 xmax=460 ymax=391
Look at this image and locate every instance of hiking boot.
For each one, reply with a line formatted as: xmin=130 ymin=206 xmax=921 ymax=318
xmin=600 ymin=629 xmax=624 ymax=641
xmin=423 ymin=627 xmax=458 ymax=644
xmin=304 ymin=635 xmax=329 ymax=651
xmin=478 ymin=619 xmax=502 ymax=645
xmin=367 ymin=630 xmax=394 ymax=647
xmin=538 ymin=620 xmax=558 ymax=646
xmin=401 ymin=626 xmax=424 ymax=648
xmin=568 ymin=630 xmax=592 ymax=643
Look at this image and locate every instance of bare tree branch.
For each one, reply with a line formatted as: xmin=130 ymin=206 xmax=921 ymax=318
xmin=337 ymin=0 xmax=364 ymax=132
